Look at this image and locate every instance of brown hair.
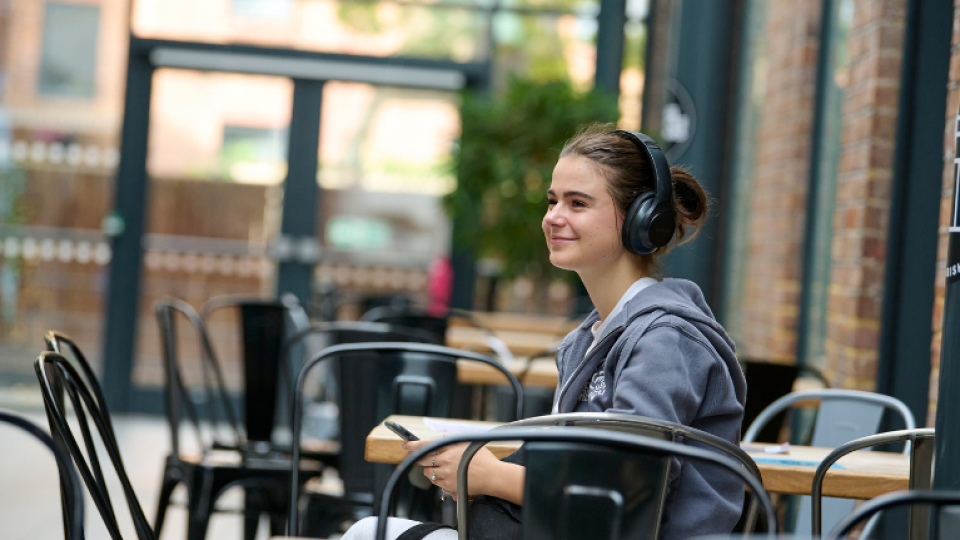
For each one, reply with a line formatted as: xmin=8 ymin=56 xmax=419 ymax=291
xmin=560 ymin=123 xmax=709 ymax=266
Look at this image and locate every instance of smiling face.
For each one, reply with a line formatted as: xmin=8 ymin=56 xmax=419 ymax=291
xmin=542 ymin=156 xmax=627 ymax=275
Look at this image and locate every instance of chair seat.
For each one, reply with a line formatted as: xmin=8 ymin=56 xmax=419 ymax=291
xmin=304 ymin=475 xmax=346 ymax=497
xmin=177 ymin=450 xmax=324 ymax=472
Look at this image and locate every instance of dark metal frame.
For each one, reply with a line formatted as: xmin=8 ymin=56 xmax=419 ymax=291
xmin=876 ymin=0 xmax=952 ymax=430
xmin=102 ymin=37 xmax=489 ymax=411
xmin=659 ymin=0 xmax=740 ymax=308
xmin=795 ymin=0 xmax=838 ymax=370
xmin=595 ymin=0 xmax=627 ymax=95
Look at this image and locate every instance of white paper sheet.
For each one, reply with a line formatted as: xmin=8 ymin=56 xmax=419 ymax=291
xmin=740 ymin=442 xmax=791 ymax=454
xmin=422 ymin=417 xmax=497 ymax=434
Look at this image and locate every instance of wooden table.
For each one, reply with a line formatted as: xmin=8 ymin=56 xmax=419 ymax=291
xmin=446 ymin=326 xmax=561 ymax=358
xmin=453 ymin=361 xmax=817 ymax=393
xmin=456 ymin=357 xmax=558 ymax=388
xmin=449 ymin=311 xmax=578 ymax=336
xmin=366 ymin=416 xmax=911 ymax=500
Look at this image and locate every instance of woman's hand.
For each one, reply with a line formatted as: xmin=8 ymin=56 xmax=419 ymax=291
xmin=402 ymin=439 xmax=516 ymax=502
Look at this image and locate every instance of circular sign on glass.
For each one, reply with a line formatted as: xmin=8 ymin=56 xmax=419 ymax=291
xmin=661 ymin=79 xmax=696 ymax=163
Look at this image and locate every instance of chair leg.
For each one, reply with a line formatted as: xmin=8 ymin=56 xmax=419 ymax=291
xmin=185 ymin=467 xmax=222 ymax=540
xmin=267 ymin=484 xmax=289 ymax=537
xmin=269 ymin=506 xmax=287 ymax=538
xmin=154 ymin=470 xmax=180 ymax=538
xmin=244 ymin=488 xmax=262 ymax=540
xmin=186 ymin=486 xmax=214 ymax=540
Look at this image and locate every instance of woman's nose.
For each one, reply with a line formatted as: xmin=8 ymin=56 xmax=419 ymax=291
xmin=544 ymin=205 xmax=565 ymax=226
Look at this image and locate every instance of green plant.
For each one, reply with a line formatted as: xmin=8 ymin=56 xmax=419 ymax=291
xmin=444 ymin=77 xmax=619 ymax=283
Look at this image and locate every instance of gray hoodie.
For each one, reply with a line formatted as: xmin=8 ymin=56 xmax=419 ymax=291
xmin=553 ymin=278 xmax=746 ymax=540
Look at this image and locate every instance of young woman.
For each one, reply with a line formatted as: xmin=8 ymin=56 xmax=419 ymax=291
xmin=343 ymin=124 xmax=746 ymax=540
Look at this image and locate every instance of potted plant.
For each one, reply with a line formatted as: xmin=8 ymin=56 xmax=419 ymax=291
xmin=444 ymin=77 xmax=618 ymax=310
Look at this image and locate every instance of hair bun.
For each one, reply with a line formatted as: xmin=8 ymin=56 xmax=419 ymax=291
xmin=669 ymin=165 xmax=709 ymax=246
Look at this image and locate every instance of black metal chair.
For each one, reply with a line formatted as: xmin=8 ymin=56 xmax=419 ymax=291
xmin=826 ymin=490 xmax=960 ymax=540
xmin=744 ymin=388 xmax=917 ymax=536
xmin=506 ymin=412 xmax=765 ymax=535
xmin=812 ymin=428 xmax=936 ymax=538
xmin=34 ymin=351 xmax=155 ymax=540
xmin=288 ymin=342 xmax=525 ymax=537
xmin=152 ymin=298 xmax=322 ymax=540
xmin=280 ymin=321 xmax=449 ymax=536
xmin=374 ymin=426 xmax=777 ymax=540
xmin=0 ymin=408 xmax=85 ymax=540
xmin=43 ymin=330 xmax=121 ymax=537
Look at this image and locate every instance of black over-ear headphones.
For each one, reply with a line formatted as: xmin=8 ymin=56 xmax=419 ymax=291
xmin=612 ymin=130 xmax=677 ymax=255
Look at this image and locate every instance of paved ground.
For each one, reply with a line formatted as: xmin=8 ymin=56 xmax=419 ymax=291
xmin=0 ymin=404 xmax=270 ymax=540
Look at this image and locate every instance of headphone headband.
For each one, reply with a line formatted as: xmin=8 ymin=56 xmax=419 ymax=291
xmin=611 ymin=130 xmax=677 ymax=254
xmin=611 ymin=130 xmax=674 ymax=211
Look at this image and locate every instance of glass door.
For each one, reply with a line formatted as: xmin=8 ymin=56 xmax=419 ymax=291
xmin=131 ymin=68 xmax=294 ymax=402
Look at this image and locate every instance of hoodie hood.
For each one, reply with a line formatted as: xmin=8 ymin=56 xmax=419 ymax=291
xmin=555 ymin=278 xmax=744 ymax=415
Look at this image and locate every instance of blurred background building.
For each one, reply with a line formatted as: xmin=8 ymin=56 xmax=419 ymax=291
xmin=0 ymin=0 xmax=955 ymax=430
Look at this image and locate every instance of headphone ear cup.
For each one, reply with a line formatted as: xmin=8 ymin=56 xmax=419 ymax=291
xmin=622 ymin=192 xmax=657 ymax=255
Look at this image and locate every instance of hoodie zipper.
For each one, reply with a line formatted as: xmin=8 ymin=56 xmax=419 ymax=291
xmin=552 ymin=323 xmax=624 ymax=413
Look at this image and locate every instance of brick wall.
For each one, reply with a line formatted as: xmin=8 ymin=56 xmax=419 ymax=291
xmin=740 ymin=0 xmax=823 ymax=362
xmin=822 ymin=0 xmax=906 ymax=389
xmin=928 ymin=0 xmax=960 ymax=426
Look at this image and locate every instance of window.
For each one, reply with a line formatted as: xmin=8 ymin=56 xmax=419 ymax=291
xmin=720 ymin=0 xmax=767 ymax=348
xmin=232 ymin=0 xmax=295 ymax=20
xmin=221 ymin=125 xmax=288 ymax=184
xmin=798 ymin=0 xmax=855 ymax=369
xmin=38 ymin=3 xmax=100 ymax=98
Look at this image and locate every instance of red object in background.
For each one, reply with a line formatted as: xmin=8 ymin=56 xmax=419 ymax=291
xmin=427 ymin=255 xmax=453 ymax=316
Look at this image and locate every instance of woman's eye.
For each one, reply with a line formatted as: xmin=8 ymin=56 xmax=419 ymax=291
xmin=572 ymin=200 xmax=586 ymax=208
xmin=547 ymin=198 xmax=557 ymax=206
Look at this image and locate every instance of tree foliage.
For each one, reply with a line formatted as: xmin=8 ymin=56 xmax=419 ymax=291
xmin=444 ymin=77 xmax=618 ymax=281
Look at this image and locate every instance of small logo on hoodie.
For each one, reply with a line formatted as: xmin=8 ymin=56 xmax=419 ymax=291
xmin=580 ymin=365 xmax=607 ymax=401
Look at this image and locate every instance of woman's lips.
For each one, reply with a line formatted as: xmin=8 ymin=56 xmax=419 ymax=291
xmin=550 ymin=236 xmax=576 ymax=245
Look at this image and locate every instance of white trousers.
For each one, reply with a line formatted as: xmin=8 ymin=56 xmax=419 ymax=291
xmin=340 ymin=517 xmax=458 ymax=540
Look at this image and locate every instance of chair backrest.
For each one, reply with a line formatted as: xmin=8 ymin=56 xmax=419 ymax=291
xmin=739 ymin=360 xmax=831 ymax=442
xmin=35 ymin=351 xmax=156 ymax=540
xmin=374 ymin=427 xmax=777 ymax=540
xmin=827 ymin=489 xmax=960 ymax=540
xmin=154 ymin=298 xmax=244 ymax=455
xmin=43 ymin=331 xmax=119 ymax=538
xmin=0 ymin=408 xmax=85 ymax=540
xmin=743 ymin=389 xmax=916 ymax=447
xmin=361 ymin=306 xmax=449 ymax=344
xmin=282 ymin=321 xmax=450 ymax=497
xmin=811 ymin=428 xmax=936 ymax=537
xmin=512 ymin=412 xmax=762 ymax=475
xmin=510 ymin=413 xmax=675 ymax=539
xmin=508 ymin=412 xmax=764 ymax=535
xmin=45 ymin=331 xmax=111 ymax=415
xmin=202 ymin=294 xmax=309 ymax=447
xmin=743 ymin=389 xmax=917 ymax=535
xmin=526 ymin=441 xmax=670 ymax=540
xmin=288 ymin=342 xmax=524 ymax=536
